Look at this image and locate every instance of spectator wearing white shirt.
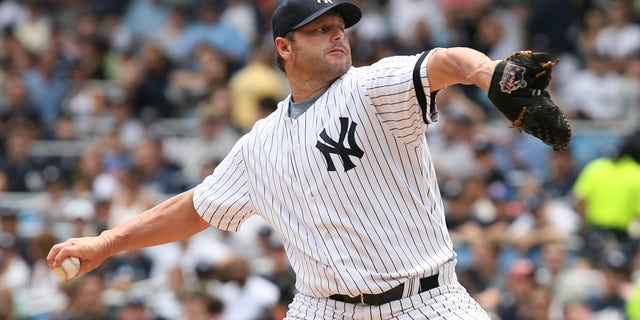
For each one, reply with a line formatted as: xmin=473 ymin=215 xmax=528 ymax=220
xmin=593 ymin=0 xmax=640 ymax=67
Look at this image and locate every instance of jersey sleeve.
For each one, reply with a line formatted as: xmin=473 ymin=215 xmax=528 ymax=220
xmin=362 ymin=49 xmax=439 ymax=134
xmin=192 ymin=134 xmax=255 ymax=231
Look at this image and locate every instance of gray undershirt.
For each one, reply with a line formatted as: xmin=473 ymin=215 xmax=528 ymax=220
xmin=288 ymin=88 xmax=328 ymax=119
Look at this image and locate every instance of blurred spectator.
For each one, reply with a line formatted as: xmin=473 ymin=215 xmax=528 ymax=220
xmin=107 ymin=94 xmax=146 ymax=151
xmin=387 ymin=0 xmax=447 ymax=52
xmin=165 ymin=103 xmax=241 ymax=186
xmin=111 ymin=46 xmax=144 ymax=94
xmin=178 ymin=288 xmax=224 ymax=320
xmin=502 ymin=198 xmax=568 ymax=261
xmin=535 ymin=241 xmax=572 ymax=289
xmin=525 ymin=0 xmax=587 ymax=55
xmin=1 ymin=27 xmax=34 ymax=76
xmin=621 ymin=51 xmax=640 ymax=125
xmin=131 ymin=137 xmax=187 ymax=195
xmin=108 ymin=166 xmax=155 ymax=229
xmin=458 ymin=238 xmax=504 ymax=310
xmin=100 ymin=129 xmax=133 ymax=175
xmin=75 ymin=34 xmax=111 ymax=81
xmin=472 ymin=5 xmax=525 ymax=60
xmin=347 ymin=0 xmax=388 ymax=47
xmin=572 ymin=129 xmax=640 ymax=266
xmin=99 ymin=11 xmax=136 ymax=58
xmin=103 ymin=249 xmax=153 ymax=293
xmin=63 ymin=83 xmax=111 ymax=136
xmin=212 ymin=253 xmax=280 ymax=320
xmin=577 ymin=8 xmax=606 ymax=57
xmin=460 ymin=174 xmax=499 ymax=228
xmin=523 ymin=286 xmax=553 ymax=320
xmin=552 ymin=259 xmax=604 ymax=316
xmin=563 ymin=300 xmax=594 ymax=320
xmin=625 ymin=50 xmax=640 ymax=82
xmin=472 ymin=139 xmax=510 ymax=199
xmin=23 ymin=231 xmax=65 ymax=318
xmin=127 ymin=41 xmax=179 ymax=119
xmin=117 ymin=297 xmax=167 ymax=320
xmin=542 ymin=148 xmax=579 ymax=199
xmin=0 ymin=0 xmax=28 ymax=31
xmin=53 ymin=273 xmax=111 ymax=319
xmin=72 ymin=146 xmax=105 ymax=196
xmin=38 ymin=164 xmax=73 ymax=227
xmin=492 ymin=127 xmax=551 ymax=181
xmin=146 ymin=265 xmax=187 ymax=319
xmin=121 ymin=0 xmax=170 ymax=39
xmin=0 ymin=128 xmax=45 ymax=192
xmin=559 ymin=50 xmax=638 ymax=121
xmin=201 ymin=84 xmax=235 ymax=127
xmin=0 ymin=284 xmax=15 ymax=320
xmin=494 ymin=259 xmax=537 ymax=320
xmin=61 ymin=197 xmax=98 ymax=238
xmin=93 ymin=198 xmax=112 ymax=234
xmin=258 ymin=238 xmax=296 ymax=319
xmin=443 ymin=180 xmax=484 ymax=252
xmin=593 ymin=0 xmax=640 ymax=69
xmin=0 ymin=209 xmax=30 ymax=263
xmin=169 ymin=44 xmax=231 ymax=112
xmin=22 ymin=48 xmax=68 ymax=138
xmin=256 ymin=96 xmax=279 ymax=120
xmin=586 ymin=258 xmax=633 ymax=320
xmin=0 ymin=227 xmax=30 ymax=291
xmin=0 ymin=76 xmax=43 ymax=144
xmin=13 ymin=1 xmax=52 ymax=54
xmin=173 ymin=0 xmax=249 ymax=68
xmin=228 ymin=44 xmax=286 ymax=133
xmin=151 ymin=5 xmax=189 ymax=62
xmin=53 ymin=113 xmax=79 ymax=141
xmin=219 ymin=0 xmax=259 ymax=47
xmin=141 ymin=228 xmax=232 ymax=283
xmin=428 ymin=111 xmax=478 ymax=183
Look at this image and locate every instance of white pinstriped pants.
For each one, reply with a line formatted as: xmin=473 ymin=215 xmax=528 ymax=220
xmin=284 ymin=262 xmax=491 ymax=320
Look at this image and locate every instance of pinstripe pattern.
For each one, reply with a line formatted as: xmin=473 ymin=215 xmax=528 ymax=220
xmin=284 ymin=261 xmax=490 ymax=319
xmin=193 ymin=49 xmax=485 ymax=317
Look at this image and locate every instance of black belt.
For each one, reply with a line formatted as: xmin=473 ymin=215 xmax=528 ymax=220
xmin=329 ymin=274 xmax=439 ymax=305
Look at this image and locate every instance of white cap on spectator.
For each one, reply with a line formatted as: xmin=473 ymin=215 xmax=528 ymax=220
xmin=63 ymin=198 xmax=96 ymax=221
xmin=93 ymin=173 xmax=119 ymax=202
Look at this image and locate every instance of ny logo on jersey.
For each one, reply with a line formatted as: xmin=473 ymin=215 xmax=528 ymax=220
xmin=315 ymin=117 xmax=364 ymax=172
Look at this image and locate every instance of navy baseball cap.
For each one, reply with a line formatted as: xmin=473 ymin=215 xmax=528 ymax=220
xmin=272 ymin=0 xmax=362 ymax=40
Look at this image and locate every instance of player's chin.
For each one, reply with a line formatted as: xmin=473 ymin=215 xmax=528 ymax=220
xmin=327 ymin=56 xmax=352 ymax=71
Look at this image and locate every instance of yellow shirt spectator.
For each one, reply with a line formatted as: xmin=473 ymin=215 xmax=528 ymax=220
xmin=573 ymin=155 xmax=640 ymax=231
xmin=229 ymin=46 xmax=287 ymax=133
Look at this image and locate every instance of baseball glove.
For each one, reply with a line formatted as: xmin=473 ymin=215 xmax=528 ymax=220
xmin=488 ymin=51 xmax=571 ymax=151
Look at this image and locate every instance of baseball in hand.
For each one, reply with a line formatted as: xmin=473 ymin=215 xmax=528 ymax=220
xmin=52 ymin=256 xmax=81 ymax=281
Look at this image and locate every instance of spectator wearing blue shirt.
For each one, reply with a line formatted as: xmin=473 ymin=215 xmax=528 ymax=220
xmin=121 ymin=0 xmax=170 ymax=39
xmin=173 ymin=0 xmax=249 ymax=68
xmin=22 ymin=49 xmax=68 ymax=139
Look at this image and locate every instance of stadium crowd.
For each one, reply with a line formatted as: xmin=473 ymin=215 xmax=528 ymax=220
xmin=0 ymin=0 xmax=639 ymax=319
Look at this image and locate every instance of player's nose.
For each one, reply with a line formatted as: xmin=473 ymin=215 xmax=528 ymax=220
xmin=331 ymin=27 xmax=346 ymax=42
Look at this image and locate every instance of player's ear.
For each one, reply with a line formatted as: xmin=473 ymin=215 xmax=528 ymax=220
xmin=275 ymin=36 xmax=292 ymax=60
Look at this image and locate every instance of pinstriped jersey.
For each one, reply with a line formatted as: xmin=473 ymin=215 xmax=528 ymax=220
xmin=193 ymin=49 xmax=456 ymax=297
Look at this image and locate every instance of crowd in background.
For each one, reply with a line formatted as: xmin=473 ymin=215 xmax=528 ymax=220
xmin=0 ymin=0 xmax=639 ymax=319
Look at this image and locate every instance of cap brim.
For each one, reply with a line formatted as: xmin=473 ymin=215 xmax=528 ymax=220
xmin=292 ymin=2 xmax=362 ymax=31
